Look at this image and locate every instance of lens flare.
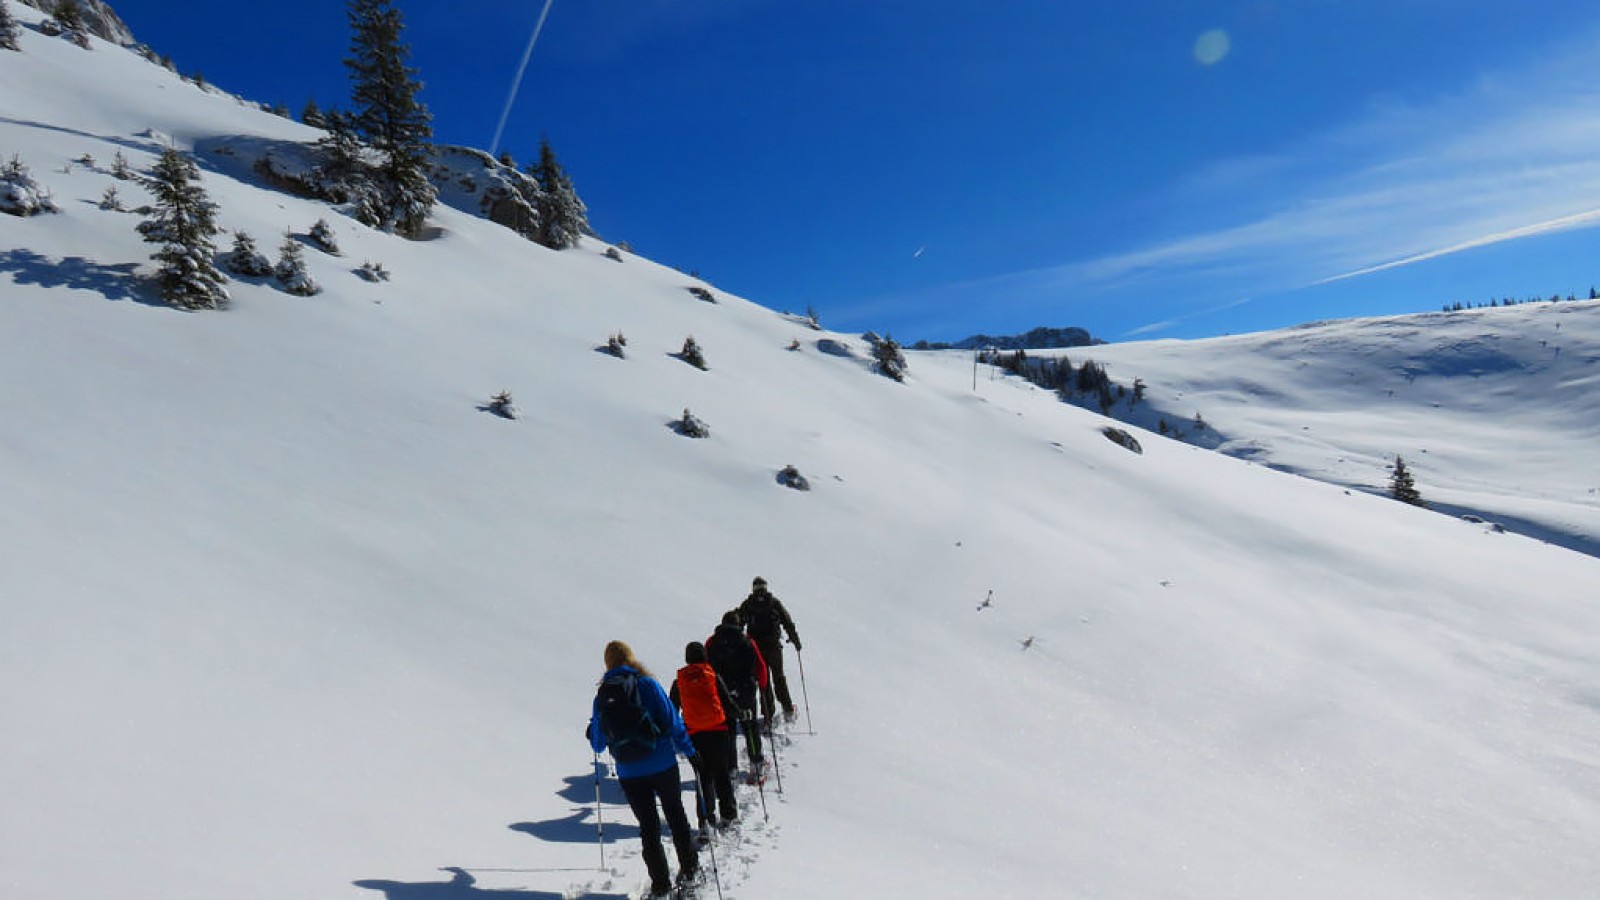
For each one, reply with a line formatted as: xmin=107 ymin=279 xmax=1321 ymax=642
xmin=1194 ymin=29 xmax=1231 ymax=66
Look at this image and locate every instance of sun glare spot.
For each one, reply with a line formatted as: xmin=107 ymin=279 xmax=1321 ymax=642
xmin=1194 ymin=29 xmax=1231 ymax=66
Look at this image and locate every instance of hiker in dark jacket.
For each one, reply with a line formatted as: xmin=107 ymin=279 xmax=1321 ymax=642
xmin=738 ymin=576 xmax=802 ymax=721
xmin=670 ymin=641 xmax=741 ymax=829
xmin=704 ymin=611 xmax=766 ymax=773
xmin=588 ymin=640 xmax=699 ymax=897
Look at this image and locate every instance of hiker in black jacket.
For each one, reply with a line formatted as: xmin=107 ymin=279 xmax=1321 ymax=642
xmin=704 ymin=610 xmax=765 ymax=773
xmin=738 ymin=576 xmax=802 ymax=722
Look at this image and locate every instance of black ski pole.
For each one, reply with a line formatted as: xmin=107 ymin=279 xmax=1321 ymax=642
xmin=691 ymin=767 xmax=726 ymax=900
xmin=795 ymin=647 xmax=815 ymax=736
xmin=593 ymin=752 xmax=606 ymax=871
xmin=764 ymin=718 xmax=785 ymax=796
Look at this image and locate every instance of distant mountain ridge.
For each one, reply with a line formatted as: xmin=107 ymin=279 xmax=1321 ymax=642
xmin=913 ymin=325 xmax=1104 ymax=351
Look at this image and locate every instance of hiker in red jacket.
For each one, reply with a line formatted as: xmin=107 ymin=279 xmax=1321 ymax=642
xmin=670 ymin=641 xmax=741 ymax=830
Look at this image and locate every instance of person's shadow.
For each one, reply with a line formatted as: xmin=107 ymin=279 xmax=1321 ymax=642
xmin=353 ymin=866 xmax=627 ymax=899
xmin=509 ymin=771 xmax=638 ymax=844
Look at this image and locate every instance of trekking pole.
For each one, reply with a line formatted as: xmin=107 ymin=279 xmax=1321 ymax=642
xmin=764 ymin=719 xmax=785 ymax=796
xmin=592 ymin=752 xmax=606 ymax=870
xmin=796 ymin=648 xmax=815 ymax=736
xmin=691 ymin=767 xmax=726 ymax=900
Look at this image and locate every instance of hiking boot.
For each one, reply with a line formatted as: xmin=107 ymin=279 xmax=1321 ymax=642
xmin=646 ymin=880 xmax=672 ymax=898
xmin=718 ymin=815 xmax=737 ymax=830
xmin=676 ymin=866 xmax=701 ymax=889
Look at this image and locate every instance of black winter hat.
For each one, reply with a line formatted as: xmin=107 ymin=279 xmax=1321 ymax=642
xmin=685 ymin=641 xmax=708 ymax=664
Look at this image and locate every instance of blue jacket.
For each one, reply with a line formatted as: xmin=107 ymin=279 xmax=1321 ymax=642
xmin=589 ymin=665 xmax=696 ymax=780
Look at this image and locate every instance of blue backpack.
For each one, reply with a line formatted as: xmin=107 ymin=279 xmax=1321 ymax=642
xmin=596 ymin=671 xmax=662 ymax=762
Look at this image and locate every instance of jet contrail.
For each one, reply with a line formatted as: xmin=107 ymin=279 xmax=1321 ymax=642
xmin=489 ymin=0 xmax=558 ymax=157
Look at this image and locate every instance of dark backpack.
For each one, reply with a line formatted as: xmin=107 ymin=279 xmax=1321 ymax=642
xmin=596 ymin=671 xmax=662 ymax=762
xmin=742 ymin=595 xmax=781 ymax=640
xmin=706 ymin=627 xmax=756 ymax=682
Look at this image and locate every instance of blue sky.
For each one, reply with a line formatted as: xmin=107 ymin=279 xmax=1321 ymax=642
xmin=106 ymin=0 xmax=1600 ymax=342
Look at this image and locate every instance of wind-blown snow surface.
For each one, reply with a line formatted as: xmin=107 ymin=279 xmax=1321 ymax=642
xmin=1079 ymin=304 xmax=1600 ymax=558
xmin=4 ymin=15 xmax=1600 ymax=900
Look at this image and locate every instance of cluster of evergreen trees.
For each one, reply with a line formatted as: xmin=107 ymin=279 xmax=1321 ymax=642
xmin=1441 ymin=290 xmax=1594 ymax=313
xmin=987 ymin=349 xmax=1122 ymax=413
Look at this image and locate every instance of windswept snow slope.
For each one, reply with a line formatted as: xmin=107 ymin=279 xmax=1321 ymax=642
xmin=1078 ymin=304 xmax=1600 ymax=557
xmin=4 ymin=12 xmax=1600 ymax=900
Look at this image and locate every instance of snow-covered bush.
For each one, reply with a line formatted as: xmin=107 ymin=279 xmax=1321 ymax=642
xmin=111 ymin=151 xmax=133 ymax=180
xmin=603 ymin=247 xmax=623 ymax=262
xmin=484 ymin=391 xmax=518 ymax=420
xmin=98 ymin=185 xmax=122 ymax=211
xmin=677 ymin=335 xmax=707 ymax=370
xmin=672 ymin=408 xmax=710 ymax=439
xmin=224 ymin=231 xmax=273 ymax=276
xmin=274 ymin=237 xmax=320 ymax=296
xmin=601 ymin=333 xmax=626 ymax=359
xmin=871 ymin=333 xmax=908 ymax=383
xmin=308 ymin=218 xmax=340 ymax=255
xmin=687 ymin=286 xmax=717 ymax=304
xmin=777 ymin=465 xmax=810 ymax=491
xmin=355 ymin=260 xmax=390 ymax=282
xmin=1 ymin=156 xmax=57 ymax=216
xmin=1101 ymin=427 xmax=1143 ymax=455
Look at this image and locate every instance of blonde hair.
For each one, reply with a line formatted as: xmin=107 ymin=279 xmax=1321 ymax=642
xmin=603 ymin=640 xmax=652 ymax=677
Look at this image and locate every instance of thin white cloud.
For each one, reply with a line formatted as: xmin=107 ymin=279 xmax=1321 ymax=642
xmin=855 ymin=30 xmax=1600 ymax=338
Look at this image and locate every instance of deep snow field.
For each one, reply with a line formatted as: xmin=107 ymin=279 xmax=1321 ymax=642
xmin=4 ymin=9 xmax=1600 ymax=899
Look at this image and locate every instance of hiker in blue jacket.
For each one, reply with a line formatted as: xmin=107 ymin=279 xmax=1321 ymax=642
xmin=588 ymin=640 xmax=700 ymax=897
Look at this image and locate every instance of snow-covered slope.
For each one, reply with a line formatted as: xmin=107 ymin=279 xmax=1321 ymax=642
xmin=4 ymin=13 xmax=1600 ymax=900
xmin=1075 ymin=304 xmax=1600 ymax=557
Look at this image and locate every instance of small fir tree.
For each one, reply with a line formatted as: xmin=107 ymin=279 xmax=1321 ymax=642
xmin=528 ymin=137 xmax=588 ymax=250
xmin=308 ymin=218 xmax=341 ymax=254
xmin=301 ymin=98 xmax=328 ymax=129
xmin=224 ymin=230 xmax=273 ymax=276
xmin=485 ymin=391 xmax=518 ymax=420
xmin=98 ymin=185 xmax=122 ymax=210
xmin=111 ymin=150 xmax=133 ymax=180
xmin=1389 ymin=456 xmax=1425 ymax=507
xmin=674 ymin=408 xmax=710 ymax=438
xmin=678 ymin=335 xmax=707 ymax=370
xmin=1 ymin=155 xmax=58 ymax=215
xmin=0 ymin=0 xmax=22 ymax=52
xmin=872 ymin=334 xmax=907 ymax=382
xmin=274 ymin=236 xmax=320 ymax=295
xmin=136 ymin=148 xmax=229 ymax=310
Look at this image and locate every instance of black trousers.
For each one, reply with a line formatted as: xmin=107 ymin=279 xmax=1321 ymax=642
xmin=620 ymin=763 xmax=697 ymax=889
xmin=754 ymin=636 xmax=794 ymax=714
xmin=689 ymin=730 xmax=737 ymax=823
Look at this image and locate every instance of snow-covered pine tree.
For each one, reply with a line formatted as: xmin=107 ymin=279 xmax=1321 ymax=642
xmin=301 ymin=98 xmax=327 ymax=129
xmin=274 ymin=235 xmax=320 ymax=296
xmin=54 ymin=0 xmax=90 ymax=47
xmin=678 ymin=335 xmax=707 ymax=370
xmin=1 ymin=155 xmax=57 ymax=215
xmin=1389 ymin=456 xmax=1425 ymax=507
xmin=98 ymin=184 xmax=121 ymax=210
xmin=0 ymin=0 xmax=22 ymax=52
xmin=872 ymin=334 xmax=908 ymax=382
xmin=225 ymin=230 xmax=273 ymax=276
xmin=529 ymin=137 xmax=588 ymax=250
xmin=135 ymin=148 xmax=229 ymax=310
xmin=309 ymin=218 xmax=341 ymax=255
xmin=344 ymin=0 xmax=436 ymax=238
xmin=111 ymin=150 xmax=133 ymax=180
